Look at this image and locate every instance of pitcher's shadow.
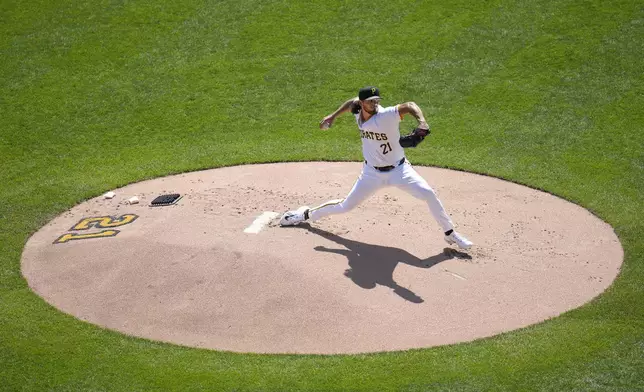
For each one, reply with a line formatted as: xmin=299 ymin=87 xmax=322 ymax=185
xmin=298 ymin=223 xmax=471 ymax=304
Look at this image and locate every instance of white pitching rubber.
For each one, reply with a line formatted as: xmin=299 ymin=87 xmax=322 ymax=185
xmin=244 ymin=211 xmax=280 ymax=234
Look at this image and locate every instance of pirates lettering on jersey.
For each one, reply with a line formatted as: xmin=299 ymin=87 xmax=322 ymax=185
xmin=360 ymin=130 xmax=388 ymax=141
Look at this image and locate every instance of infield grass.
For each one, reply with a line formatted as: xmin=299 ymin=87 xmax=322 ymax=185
xmin=1 ymin=0 xmax=643 ymax=390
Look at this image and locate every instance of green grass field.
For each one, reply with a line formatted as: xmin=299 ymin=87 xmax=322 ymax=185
xmin=1 ymin=0 xmax=643 ymax=390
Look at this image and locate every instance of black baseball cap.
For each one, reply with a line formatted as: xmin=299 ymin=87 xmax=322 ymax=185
xmin=359 ymin=86 xmax=381 ymax=101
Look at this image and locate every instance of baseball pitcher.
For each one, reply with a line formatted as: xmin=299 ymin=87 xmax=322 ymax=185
xmin=279 ymin=86 xmax=472 ymax=250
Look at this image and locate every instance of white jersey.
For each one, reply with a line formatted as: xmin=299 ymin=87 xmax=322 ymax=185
xmin=355 ymin=105 xmax=405 ymax=167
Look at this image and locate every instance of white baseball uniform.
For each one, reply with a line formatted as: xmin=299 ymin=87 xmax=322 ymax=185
xmin=307 ymin=104 xmax=455 ymax=232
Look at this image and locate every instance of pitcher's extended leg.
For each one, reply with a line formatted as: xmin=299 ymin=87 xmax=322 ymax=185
xmin=308 ymin=167 xmax=382 ymax=221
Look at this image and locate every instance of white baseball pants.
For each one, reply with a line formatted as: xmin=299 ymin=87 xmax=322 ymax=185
xmin=308 ymin=161 xmax=454 ymax=232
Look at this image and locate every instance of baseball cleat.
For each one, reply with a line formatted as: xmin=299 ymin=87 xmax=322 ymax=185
xmin=279 ymin=206 xmax=310 ymax=226
xmin=444 ymin=231 xmax=473 ymax=250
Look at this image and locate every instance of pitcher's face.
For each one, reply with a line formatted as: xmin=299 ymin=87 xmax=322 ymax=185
xmin=361 ymin=98 xmax=380 ymax=115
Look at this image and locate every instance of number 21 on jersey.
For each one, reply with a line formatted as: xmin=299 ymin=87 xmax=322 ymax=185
xmin=381 ymin=143 xmax=392 ymax=154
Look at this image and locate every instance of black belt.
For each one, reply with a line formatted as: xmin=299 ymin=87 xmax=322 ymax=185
xmin=369 ymin=158 xmax=405 ymax=172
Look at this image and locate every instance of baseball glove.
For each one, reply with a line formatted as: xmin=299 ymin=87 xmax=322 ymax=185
xmin=399 ymin=125 xmax=430 ymax=148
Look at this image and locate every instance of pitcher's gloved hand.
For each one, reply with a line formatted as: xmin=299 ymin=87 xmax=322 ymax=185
xmin=399 ymin=125 xmax=430 ymax=148
xmin=413 ymin=124 xmax=430 ymax=137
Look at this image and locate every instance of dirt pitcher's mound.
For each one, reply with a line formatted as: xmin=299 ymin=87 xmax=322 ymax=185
xmin=21 ymin=162 xmax=622 ymax=354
